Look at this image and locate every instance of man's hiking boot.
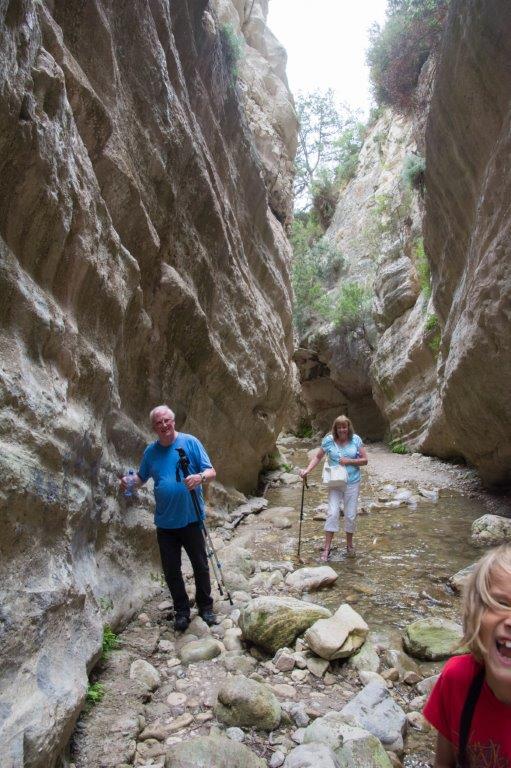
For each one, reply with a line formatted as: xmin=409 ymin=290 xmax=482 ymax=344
xmin=174 ymin=613 xmax=190 ymax=632
xmin=199 ymin=608 xmax=217 ymax=626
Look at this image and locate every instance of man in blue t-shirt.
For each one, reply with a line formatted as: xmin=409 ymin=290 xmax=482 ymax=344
xmin=121 ymin=405 xmax=216 ymax=632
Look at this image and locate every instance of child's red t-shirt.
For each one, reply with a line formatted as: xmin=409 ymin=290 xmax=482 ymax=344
xmin=424 ymin=654 xmax=511 ymax=766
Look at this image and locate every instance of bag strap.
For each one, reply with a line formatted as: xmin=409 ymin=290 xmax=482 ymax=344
xmin=457 ymin=666 xmax=485 ymax=768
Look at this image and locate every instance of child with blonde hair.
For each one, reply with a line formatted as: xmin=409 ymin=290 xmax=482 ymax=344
xmin=424 ymin=544 xmax=511 ymax=766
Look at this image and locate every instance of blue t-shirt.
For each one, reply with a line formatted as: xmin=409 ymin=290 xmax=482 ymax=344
xmin=321 ymin=433 xmax=363 ymax=485
xmin=138 ymin=433 xmax=213 ymax=529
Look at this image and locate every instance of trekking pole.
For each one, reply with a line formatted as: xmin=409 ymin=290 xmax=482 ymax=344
xmin=297 ymin=475 xmax=308 ymax=561
xmin=176 ymin=448 xmax=233 ymax=605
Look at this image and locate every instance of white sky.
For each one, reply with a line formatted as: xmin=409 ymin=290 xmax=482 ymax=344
xmin=267 ymin=0 xmax=388 ymax=117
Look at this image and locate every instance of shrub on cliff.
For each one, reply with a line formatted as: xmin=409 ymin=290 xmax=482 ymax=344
xmin=290 ymin=217 xmax=346 ymax=335
xmin=367 ymin=0 xmax=449 ymax=112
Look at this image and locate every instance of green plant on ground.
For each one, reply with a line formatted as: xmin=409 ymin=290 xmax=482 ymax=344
xmin=413 ymin=237 xmax=431 ymax=299
xmin=281 ymin=463 xmax=293 ymax=472
xmin=402 ymin=153 xmax=426 ymax=193
xmin=101 ymin=626 xmax=119 ymax=661
xmin=86 ymin=682 xmax=105 ymax=707
xmin=389 ymin=436 xmax=408 ymax=454
xmin=219 ymin=23 xmax=244 ymax=85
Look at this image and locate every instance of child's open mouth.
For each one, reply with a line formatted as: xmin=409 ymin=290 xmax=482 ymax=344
xmin=495 ymin=638 xmax=511 ymax=662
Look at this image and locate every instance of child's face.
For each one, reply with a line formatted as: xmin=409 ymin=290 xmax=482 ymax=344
xmin=480 ymin=566 xmax=511 ymax=702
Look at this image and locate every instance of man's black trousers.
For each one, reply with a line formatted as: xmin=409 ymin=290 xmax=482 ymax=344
xmin=156 ymin=522 xmax=213 ymax=616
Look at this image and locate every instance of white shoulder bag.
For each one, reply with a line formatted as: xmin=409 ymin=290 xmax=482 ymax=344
xmin=322 ymin=462 xmax=348 ymax=490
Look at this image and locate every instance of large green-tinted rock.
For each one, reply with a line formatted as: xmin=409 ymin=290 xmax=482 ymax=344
xmin=214 ymin=674 xmax=281 ymax=731
xmin=403 ymin=618 xmax=466 ymax=660
xmin=164 ymin=735 xmax=266 ymax=767
xmin=239 ymin=596 xmax=331 ymax=654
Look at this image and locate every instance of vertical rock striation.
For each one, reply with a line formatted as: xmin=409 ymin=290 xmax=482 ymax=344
xmin=0 ymin=1 xmax=296 ymax=764
xmin=420 ymin=0 xmax=511 ymax=486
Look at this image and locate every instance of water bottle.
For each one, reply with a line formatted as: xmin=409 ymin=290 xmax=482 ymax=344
xmin=124 ymin=469 xmax=136 ymax=498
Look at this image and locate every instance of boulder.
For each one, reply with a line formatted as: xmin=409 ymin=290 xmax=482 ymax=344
xmin=178 ymin=638 xmax=223 ymax=664
xmin=346 ymin=641 xmax=381 ymax=673
xmin=285 ymin=566 xmax=338 ymax=592
xmin=164 ymin=734 xmax=266 ymax=767
xmin=303 ymin=714 xmax=392 ymax=767
xmin=471 ymin=514 xmax=511 ymax=546
xmin=382 ymin=649 xmax=419 ymax=677
xmin=129 ymin=659 xmax=161 ymax=691
xmin=340 ymin=680 xmax=407 ymax=751
xmin=283 ymin=742 xmax=340 ymax=768
xmin=218 ymin=545 xmax=255 ymax=578
xmin=239 ymin=596 xmax=331 ymax=654
xmin=214 ymin=674 xmax=281 ymax=730
xmin=403 ymin=618 xmax=465 ymax=660
xmin=304 ymin=604 xmax=368 ymax=660
xmin=449 ymin=562 xmax=477 ymax=592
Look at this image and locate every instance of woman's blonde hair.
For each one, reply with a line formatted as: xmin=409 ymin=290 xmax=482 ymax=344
xmin=331 ymin=414 xmax=354 ymax=441
xmin=462 ymin=543 xmax=511 ymax=661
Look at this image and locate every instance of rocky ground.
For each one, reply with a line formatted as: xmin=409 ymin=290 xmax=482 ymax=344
xmin=67 ymin=440 xmax=509 ymax=768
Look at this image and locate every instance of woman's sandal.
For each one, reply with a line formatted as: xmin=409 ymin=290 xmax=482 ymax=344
xmin=320 ymin=548 xmax=331 ymax=562
xmin=346 ymin=546 xmax=356 ymax=557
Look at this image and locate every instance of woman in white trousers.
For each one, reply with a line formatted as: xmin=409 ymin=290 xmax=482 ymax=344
xmin=300 ymin=415 xmax=368 ymax=560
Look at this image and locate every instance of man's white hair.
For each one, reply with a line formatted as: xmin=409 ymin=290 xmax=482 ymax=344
xmin=150 ymin=405 xmax=175 ymax=424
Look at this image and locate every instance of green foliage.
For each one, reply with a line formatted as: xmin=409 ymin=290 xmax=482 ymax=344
xmin=425 ymin=312 xmax=439 ymax=332
xmin=86 ymin=682 xmax=105 ymax=707
xmin=333 ymin=281 xmax=372 ymax=330
xmin=311 ymin=170 xmax=339 ymax=230
xmin=425 ymin=313 xmax=441 ymax=355
xmin=402 ymin=153 xmax=426 ymax=193
xmin=219 ymin=23 xmax=243 ymax=84
xmin=427 ymin=332 xmax=441 ymax=355
xmin=290 ymin=217 xmax=347 ymax=335
xmin=294 ymin=91 xmax=363 ymax=212
xmin=293 ymin=420 xmax=314 ymax=439
xmin=101 ymin=626 xmax=119 ymax=661
xmin=367 ymin=0 xmax=449 ymax=111
xmin=413 ymin=237 xmax=431 ymax=299
xmin=390 ymin=439 xmax=408 ymax=454
xmin=99 ymin=597 xmax=113 ymax=612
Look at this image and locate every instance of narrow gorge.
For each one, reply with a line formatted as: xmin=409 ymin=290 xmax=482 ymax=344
xmin=0 ymin=1 xmax=510 ymax=767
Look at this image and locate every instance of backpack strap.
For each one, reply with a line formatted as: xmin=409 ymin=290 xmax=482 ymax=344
xmin=457 ymin=666 xmax=485 ymax=768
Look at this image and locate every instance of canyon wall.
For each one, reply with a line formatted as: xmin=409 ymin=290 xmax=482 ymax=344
xmin=0 ymin=1 xmax=296 ymax=764
xmin=302 ymin=0 xmax=511 ymax=487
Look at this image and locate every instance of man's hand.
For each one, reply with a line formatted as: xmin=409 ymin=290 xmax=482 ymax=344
xmin=119 ymin=473 xmax=141 ymax=492
xmin=339 ymin=457 xmax=351 ymax=466
xmin=184 ymin=474 xmax=203 ymax=491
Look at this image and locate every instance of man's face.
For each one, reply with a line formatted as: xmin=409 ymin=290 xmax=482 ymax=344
xmin=152 ymin=410 xmax=176 ymax=441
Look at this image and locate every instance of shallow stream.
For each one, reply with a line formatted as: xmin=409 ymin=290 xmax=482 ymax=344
xmin=263 ymin=442 xmax=482 ymax=642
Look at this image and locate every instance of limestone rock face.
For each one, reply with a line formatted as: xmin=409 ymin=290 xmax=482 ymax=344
xmin=0 ymin=1 xmax=296 ymax=765
xmin=294 ymin=109 xmax=419 ymax=440
xmin=420 ymin=0 xmax=511 ymax=486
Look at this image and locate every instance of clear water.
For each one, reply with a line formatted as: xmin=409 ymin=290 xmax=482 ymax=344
xmin=264 ymin=443 xmax=483 ymax=645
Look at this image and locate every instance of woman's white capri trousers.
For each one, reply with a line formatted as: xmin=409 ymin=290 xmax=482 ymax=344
xmin=325 ymin=482 xmax=360 ymax=534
